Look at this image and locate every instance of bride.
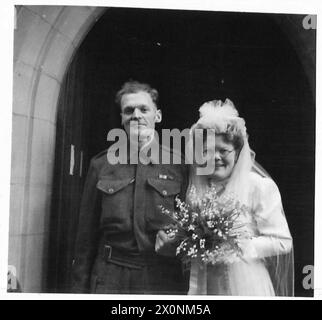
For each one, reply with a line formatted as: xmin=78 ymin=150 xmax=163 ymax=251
xmin=156 ymin=99 xmax=294 ymax=296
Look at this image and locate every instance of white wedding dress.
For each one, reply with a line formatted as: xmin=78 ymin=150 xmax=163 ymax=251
xmin=188 ymin=172 xmax=293 ymax=296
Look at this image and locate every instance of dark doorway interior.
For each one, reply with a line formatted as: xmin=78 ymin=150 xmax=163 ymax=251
xmin=48 ymin=8 xmax=315 ymax=296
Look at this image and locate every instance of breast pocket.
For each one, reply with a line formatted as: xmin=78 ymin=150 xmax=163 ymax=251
xmin=96 ymin=177 xmax=134 ymax=222
xmin=147 ymin=177 xmax=181 ymax=198
xmin=146 ymin=177 xmax=182 ymax=230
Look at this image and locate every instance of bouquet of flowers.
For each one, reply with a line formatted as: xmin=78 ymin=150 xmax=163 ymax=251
xmin=159 ymin=185 xmax=251 ymax=265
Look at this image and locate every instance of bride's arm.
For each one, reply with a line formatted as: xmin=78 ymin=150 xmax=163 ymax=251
xmin=239 ymin=176 xmax=293 ymax=260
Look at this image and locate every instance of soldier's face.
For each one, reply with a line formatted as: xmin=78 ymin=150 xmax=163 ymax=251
xmin=120 ymin=91 xmax=162 ymax=138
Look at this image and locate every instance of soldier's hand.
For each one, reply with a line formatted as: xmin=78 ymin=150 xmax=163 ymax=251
xmin=155 ymin=230 xmax=176 ymax=256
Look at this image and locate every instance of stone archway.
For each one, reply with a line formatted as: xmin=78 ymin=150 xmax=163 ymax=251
xmin=10 ymin=5 xmax=106 ymax=292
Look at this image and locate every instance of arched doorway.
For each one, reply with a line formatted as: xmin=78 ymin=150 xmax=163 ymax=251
xmin=10 ymin=5 xmax=106 ymax=293
xmin=48 ymin=8 xmax=315 ymax=296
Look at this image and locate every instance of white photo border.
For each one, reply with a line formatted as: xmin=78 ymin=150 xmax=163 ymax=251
xmin=0 ymin=0 xmax=320 ymax=300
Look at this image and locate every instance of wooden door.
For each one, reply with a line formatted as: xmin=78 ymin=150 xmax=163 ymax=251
xmin=47 ymin=49 xmax=91 ymax=293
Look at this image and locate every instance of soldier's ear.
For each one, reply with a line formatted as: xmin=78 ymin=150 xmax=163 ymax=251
xmin=155 ymin=109 xmax=162 ymax=123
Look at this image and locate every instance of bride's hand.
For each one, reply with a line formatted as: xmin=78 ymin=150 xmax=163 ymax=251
xmin=155 ymin=230 xmax=177 ymax=256
xmin=238 ymin=238 xmax=258 ymax=260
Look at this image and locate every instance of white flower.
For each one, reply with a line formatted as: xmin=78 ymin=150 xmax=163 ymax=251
xmin=207 ymin=221 xmax=214 ymax=228
xmin=188 ymin=225 xmax=195 ymax=231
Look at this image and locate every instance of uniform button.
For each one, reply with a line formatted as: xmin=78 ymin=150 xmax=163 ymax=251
xmin=162 ymin=190 xmax=167 ymax=196
xmin=108 ymin=188 xmax=114 ymax=193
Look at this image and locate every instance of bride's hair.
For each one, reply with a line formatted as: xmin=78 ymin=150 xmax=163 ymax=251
xmin=225 ymin=124 xmax=245 ymax=151
xmin=201 ymin=127 xmax=244 ymax=152
xmin=193 ymin=99 xmax=246 ymax=154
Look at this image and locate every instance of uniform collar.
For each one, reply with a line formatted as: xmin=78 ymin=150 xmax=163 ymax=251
xmin=134 ymin=136 xmax=161 ymax=165
xmin=106 ymin=136 xmax=161 ymax=165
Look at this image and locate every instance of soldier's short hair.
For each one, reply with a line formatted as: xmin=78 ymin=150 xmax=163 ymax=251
xmin=115 ymin=80 xmax=159 ymax=108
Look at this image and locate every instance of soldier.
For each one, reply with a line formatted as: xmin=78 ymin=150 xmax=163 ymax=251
xmin=71 ymin=80 xmax=189 ymax=294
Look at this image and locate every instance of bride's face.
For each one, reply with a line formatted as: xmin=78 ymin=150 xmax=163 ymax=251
xmin=203 ymin=135 xmax=237 ymax=181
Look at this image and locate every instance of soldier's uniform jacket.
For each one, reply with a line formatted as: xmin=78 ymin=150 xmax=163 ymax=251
xmin=72 ymin=140 xmax=188 ymax=292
